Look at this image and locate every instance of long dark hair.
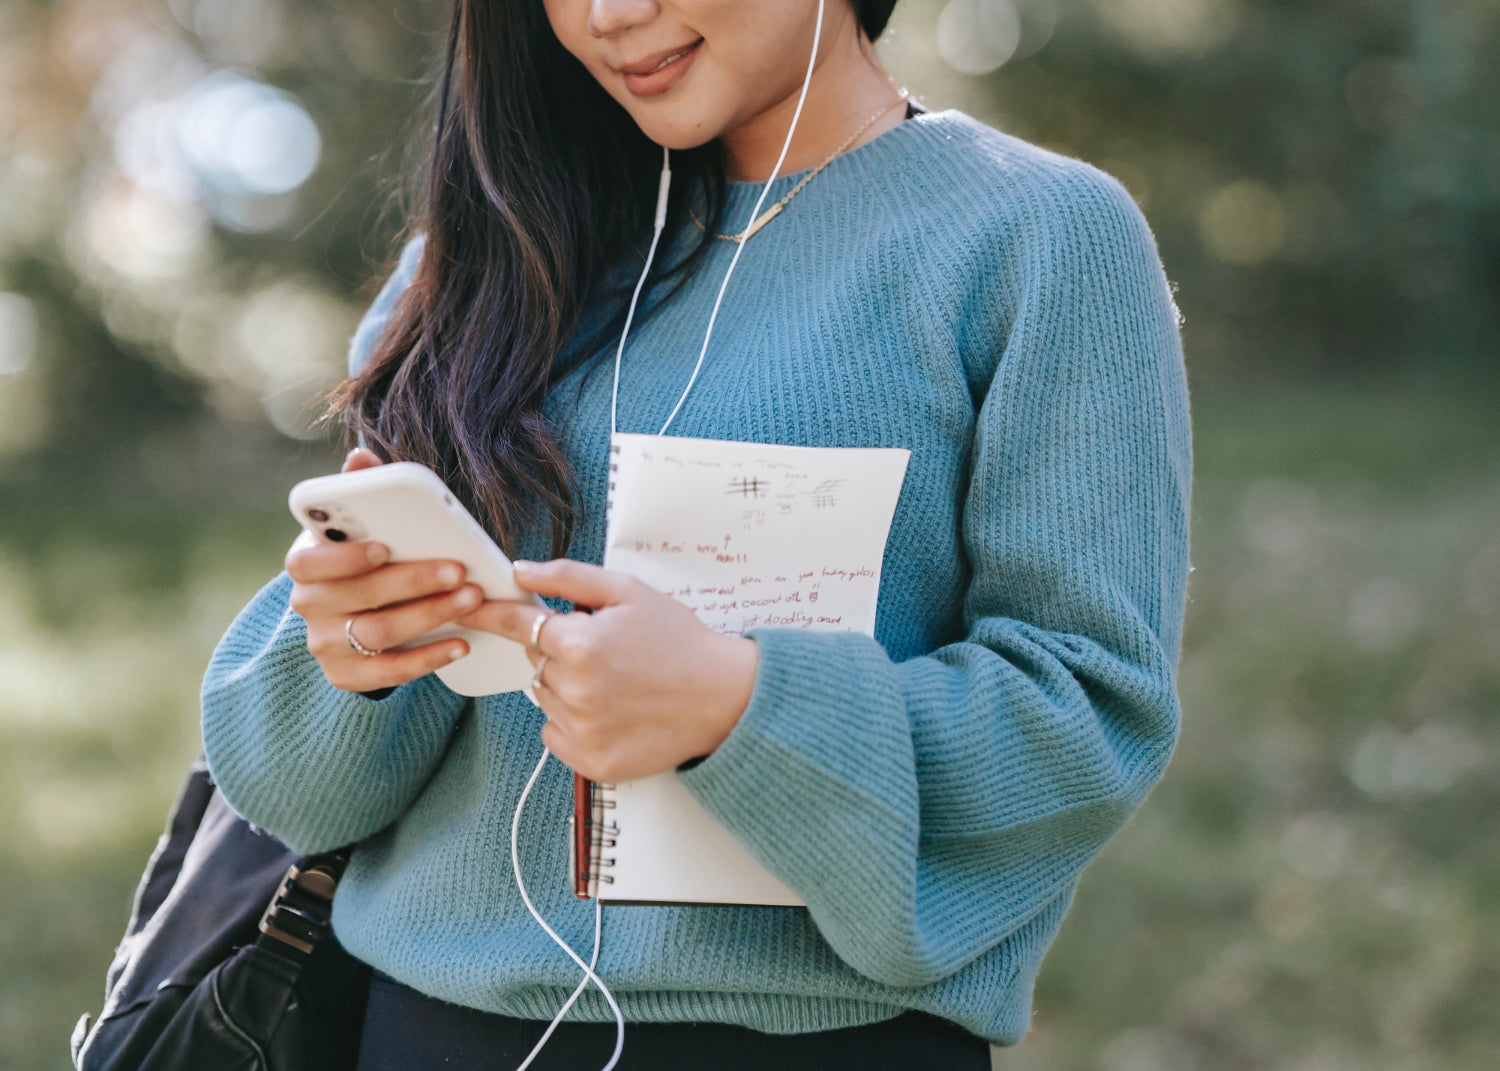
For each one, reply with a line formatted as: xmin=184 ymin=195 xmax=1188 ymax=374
xmin=333 ymin=0 xmax=900 ymax=560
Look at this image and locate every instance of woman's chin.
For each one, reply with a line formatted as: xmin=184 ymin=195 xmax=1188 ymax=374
xmin=633 ymin=123 xmax=721 ymax=154
xmin=619 ymin=98 xmax=731 ymax=154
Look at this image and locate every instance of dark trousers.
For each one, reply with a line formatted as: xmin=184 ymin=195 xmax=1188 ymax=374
xmin=356 ymin=972 xmax=991 ymax=1071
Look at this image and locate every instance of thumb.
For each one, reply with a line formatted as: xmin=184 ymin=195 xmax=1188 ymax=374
xmin=342 ymin=447 xmax=385 ymax=473
xmin=511 ymin=558 xmax=635 ymax=609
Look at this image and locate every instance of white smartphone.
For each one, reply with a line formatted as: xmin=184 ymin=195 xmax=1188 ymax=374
xmin=288 ymin=462 xmax=547 ymax=698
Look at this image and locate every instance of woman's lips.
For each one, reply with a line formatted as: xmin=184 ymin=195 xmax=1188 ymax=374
xmin=621 ymin=40 xmax=702 ymax=98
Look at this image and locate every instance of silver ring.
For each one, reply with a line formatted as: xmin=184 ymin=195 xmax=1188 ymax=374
xmin=527 ymin=610 xmax=555 ymax=652
xmin=531 ymin=653 xmax=550 ymax=691
xmin=345 ymin=614 xmax=382 ymax=657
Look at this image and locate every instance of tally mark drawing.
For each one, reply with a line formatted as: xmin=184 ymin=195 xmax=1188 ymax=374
xmin=727 ymin=476 xmax=769 ymax=499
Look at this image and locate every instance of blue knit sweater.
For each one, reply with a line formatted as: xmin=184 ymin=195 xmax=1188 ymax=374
xmin=201 ymin=108 xmax=1191 ymax=1046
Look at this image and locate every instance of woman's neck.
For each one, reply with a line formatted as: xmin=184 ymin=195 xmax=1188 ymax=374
xmin=717 ymin=16 xmax=906 ymax=183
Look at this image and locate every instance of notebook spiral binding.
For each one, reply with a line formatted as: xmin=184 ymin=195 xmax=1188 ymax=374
xmin=570 ymin=774 xmax=624 ymax=894
xmin=591 ymin=783 xmax=619 ymax=896
xmin=570 ymin=779 xmax=619 ymax=899
xmin=568 ymin=442 xmax=625 ymax=900
xmin=604 ymin=441 xmax=620 ymax=542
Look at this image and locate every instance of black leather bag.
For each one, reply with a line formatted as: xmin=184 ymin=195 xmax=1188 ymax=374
xmin=71 ymin=760 xmax=370 ymax=1071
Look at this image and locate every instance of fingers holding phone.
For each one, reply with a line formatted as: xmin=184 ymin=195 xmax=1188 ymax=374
xmin=286 ymin=456 xmax=546 ymax=697
xmin=285 ymin=449 xmax=475 ymax=693
xmin=287 ymin=544 xmax=482 ymax=693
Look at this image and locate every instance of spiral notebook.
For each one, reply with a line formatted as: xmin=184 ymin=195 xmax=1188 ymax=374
xmin=569 ymin=432 xmax=910 ymax=905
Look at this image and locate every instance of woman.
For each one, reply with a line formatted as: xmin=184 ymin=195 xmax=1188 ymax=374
xmin=200 ymin=0 xmax=1193 ymax=1067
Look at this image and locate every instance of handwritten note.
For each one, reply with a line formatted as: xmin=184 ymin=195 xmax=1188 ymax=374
xmin=603 ymin=432 xmax=911 ymax=638
xmin=594 ymin=432 xmax=911 ymax=906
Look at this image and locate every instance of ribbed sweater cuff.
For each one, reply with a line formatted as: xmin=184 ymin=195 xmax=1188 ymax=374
xmin=677 ymin=625 xmax=930 ymax=983
xmin=681 ymin=625 xmax=907 ymax=801
xmin=200 ymin=573 xmax=468 ymax=853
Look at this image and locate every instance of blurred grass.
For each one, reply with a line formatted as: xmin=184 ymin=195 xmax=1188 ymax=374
xmin=1 ymin=369 xmax=1496 ymax=1070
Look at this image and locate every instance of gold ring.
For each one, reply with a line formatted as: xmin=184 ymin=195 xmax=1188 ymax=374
xmin=345 ymin=613 xmax=382 ymax=657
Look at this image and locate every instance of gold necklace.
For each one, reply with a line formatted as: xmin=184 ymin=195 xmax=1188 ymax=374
xmin=689 ymin=89 xmax=911 ymax=243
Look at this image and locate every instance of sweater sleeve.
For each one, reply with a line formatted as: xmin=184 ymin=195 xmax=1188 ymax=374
xmin=677 ymin=168 xmax=1192 ymax=988
xmin=347 ymin=232 xmax=425 ymax=377
xmin=200 ymin=572 xmax=469 ymax=854
xmin=200 ymin=234 xmax=464 ymax=854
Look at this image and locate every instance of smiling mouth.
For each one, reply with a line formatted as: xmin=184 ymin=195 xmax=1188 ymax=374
xmin=645 ymin=44 xmax=697 ymax=73
xmin=619 ymin=38 xmax=703 ymax=97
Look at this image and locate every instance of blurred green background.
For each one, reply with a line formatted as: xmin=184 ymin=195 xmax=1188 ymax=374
xmin=1 ymin=0 xmax=1496 ymax=1068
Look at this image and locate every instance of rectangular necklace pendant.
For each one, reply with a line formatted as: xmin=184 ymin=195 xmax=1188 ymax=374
xmin=741 ymin=202 xmax=782 ymax=241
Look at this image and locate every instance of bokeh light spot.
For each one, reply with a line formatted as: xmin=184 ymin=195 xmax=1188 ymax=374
xmin=1199 ymin=180 xmax=1287 ymax=266
xmin=1346 ymin=576 xmax=1424 ymax=652
xmin=1345 ymin=57 xmax=1424 ymax=137
xmin=0 ymin=293 xmax=39 ymax=376
xmin=937 ymin=0 xmax=1022 ymax=76
xmin=83 ymin=178 xmax=210 ymax=281
xmin=227 ymin=96 xmax=320 ymax=195
xmin=177 ymin=71 xmax=321 ymax=199
xmin=1091 ymin=0 xmax=1241 ymax=60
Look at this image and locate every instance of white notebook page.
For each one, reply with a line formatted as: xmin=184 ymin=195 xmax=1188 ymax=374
xmin=598 ymin=432 xmax=910 ymax=905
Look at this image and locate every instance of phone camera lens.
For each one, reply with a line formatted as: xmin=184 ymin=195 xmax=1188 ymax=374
xmin=325 ymin=528 xmax=348 ymax=542
xmin=308 ymin=508 xmax=330 ymax=523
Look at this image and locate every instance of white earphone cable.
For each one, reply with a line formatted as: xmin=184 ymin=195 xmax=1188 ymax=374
xmin=510 ymin=746 xmax=624 ymax=1071
xmin=611 ymin=0 xmax=827 ymax=440
xmin=609 ymin=144 xmax=674 ymax=442
xmin=527 ymin=6 xmax=829 ymax=1069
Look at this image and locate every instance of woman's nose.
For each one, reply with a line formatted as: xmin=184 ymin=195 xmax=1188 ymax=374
xmin=588 ymin=0 xmax=659 ymax=38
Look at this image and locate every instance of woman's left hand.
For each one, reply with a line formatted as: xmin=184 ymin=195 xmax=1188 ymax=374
xmin=456 ymin=558 xmax=760 ymax=783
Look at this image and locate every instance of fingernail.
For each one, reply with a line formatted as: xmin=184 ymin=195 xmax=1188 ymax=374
xmin=513 ymin=560 xmax=533 ymax=574
xmin=437 ymin=565 xmax=462 ymax=586
xmin=448 ymin=646 xmax=466 ymax=662
xmin=367 ymin=542 xmax=389 ymax=564
xmin=454 ymin=586 xmax=480 ymax=609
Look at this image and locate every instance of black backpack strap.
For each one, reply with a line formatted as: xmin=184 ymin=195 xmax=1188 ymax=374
xmin=257 ymin=849 xmax=353 ymax=958
xmin=129 ymin=762 xmax=217 ymax=936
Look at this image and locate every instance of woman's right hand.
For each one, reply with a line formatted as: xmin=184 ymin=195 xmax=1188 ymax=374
xmin=284 ymin=448 xmax=484 ymax=693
